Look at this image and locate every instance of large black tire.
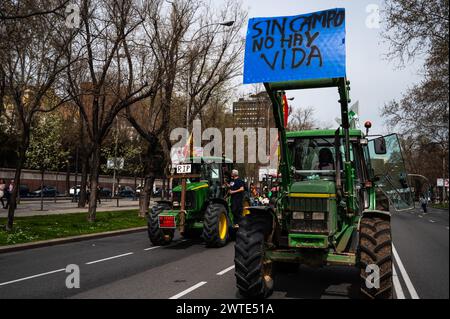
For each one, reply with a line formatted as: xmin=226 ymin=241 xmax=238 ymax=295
xmin=147 ymin=204 xmax=174 ymax=246
xmin=358 ymin=215 xmax=393 ymax=299
xmin=235 ymin=215 xmax=273 ymax=299
xmin=202 ymin=203 xmax=229 ymax=247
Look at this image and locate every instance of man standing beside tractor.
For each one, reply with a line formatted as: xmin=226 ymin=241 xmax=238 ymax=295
xmin=228 ymin=169 xmax=245 ymax=228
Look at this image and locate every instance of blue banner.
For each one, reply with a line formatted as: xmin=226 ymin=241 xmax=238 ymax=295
xmin=243 ymin=8 xmax=346 ymax=84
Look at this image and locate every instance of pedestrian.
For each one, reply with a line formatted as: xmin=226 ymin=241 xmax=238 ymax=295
xmin=4 ymin=179 xmax=14 ymax=209
xmin=97 ymin=185 xmax=102 ymax=205
xmin=86 ymin=185 xmax=91 ymax=202
xmin=420 ymin=195 xmax=428 ymax=213
xmin=0 ymin=179 xmax=6 ymax=209
xmin=228 ymin=169 xmax=245 ymax=227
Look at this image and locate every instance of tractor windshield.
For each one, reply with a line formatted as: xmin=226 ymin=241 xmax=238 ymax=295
xmin=188 ymin=163 xmax=221 ymax=184
xmin=288 ymin=137 xmax=343 ymax=180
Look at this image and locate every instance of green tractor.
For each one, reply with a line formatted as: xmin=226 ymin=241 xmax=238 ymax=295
xmin=148 ymin=156 xmax=237 ymax=248
xmin=234 ymin=78 xmax=414 ymax=299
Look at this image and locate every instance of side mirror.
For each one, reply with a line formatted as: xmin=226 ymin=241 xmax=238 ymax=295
xmin=374 ymin=137 xmax=387 ymax=155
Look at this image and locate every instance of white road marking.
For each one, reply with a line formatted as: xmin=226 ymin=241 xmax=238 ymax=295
xmin=85 ymin=252 xmax=134 ymax=265
xmin=418 ymin=215 xmax=423 ymax=218
xmin=169 ymin=281 xmax=207 ymax=299
xmin=429 ymin=220 xmax=436 ymax=223
xmin=0 ymin=268 xmax=65 ymax=287
xmin=393 ymin=244 xmax=420 ymax=299
xmin=217 ymin=265 xmax=235 ymax=276
xmin=144 ymin=246 xmax=160 ymax=251
xmin=446 ymin=226 xmax=449 ymax=230
xmin=392 ymin=265 xmax=405 ymax=299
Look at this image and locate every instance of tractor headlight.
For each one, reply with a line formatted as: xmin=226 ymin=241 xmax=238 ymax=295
xmin=293 ymin=212 xmax=305 ymax=220
xmin=312 ymin=212 xmax=326 ymax=220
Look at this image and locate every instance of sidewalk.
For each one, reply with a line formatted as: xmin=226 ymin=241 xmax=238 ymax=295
xmin=0 ymin=198 xmax=153 ymax=218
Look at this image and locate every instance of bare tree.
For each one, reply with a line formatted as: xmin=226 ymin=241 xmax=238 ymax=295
xmin=65 ymin=0 xmax=153 ymax=221
xmin=382 ymin=0 xmax=449 ymax=195
xmin=181 ymin=0 xmax=246 ymax=130
xmin=0 ymin=0 xmax=70 ymax=20
xmin=124 ymin=0 xmax=198 ymax=216
xmin=288 ymin=107 xmax=316 ymax=131
xmin=0 ymin=4 xmax=78 ymax=230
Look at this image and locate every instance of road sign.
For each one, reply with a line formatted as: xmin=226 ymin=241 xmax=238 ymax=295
xmin=176 ymin=164 xmax=192 ymax=174
xmin=244 ymin=8 xmax=346 ymax=84
xmin=107 ymin=158 xmax=124 ymax=169
xmin=437 ymin=178 xmax=444 ymax=187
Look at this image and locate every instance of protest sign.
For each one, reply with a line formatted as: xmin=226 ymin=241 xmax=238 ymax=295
xmin=244 ymin=8 xmax=346 ymax=84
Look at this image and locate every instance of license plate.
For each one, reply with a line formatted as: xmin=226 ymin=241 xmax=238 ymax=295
xmin=159 ymin=215 xmax=176 ymax=228
xmin=176 ymin=164 xmax=192 ymax=174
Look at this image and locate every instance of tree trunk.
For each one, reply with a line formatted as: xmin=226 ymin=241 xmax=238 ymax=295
xmin=54 ymin=169 xmax=58 ymax=203
xmin=6 ymin=146 xmax=26 ymax=231
xmin=66 ymin=161 xmax=70 ymax=196
xmin=78 ymin=155 xmax=88 ymax=208
xmin=40 ymin=170 xmax=44 ymax=211
xmin=139 ymin=174 xmax=155 ymax=217
xmin=87 ymin=146 xmax=100 ymax=221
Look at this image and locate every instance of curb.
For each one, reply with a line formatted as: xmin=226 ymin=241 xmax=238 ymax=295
xmin=0 ymin=226 xmax=147 ymax=254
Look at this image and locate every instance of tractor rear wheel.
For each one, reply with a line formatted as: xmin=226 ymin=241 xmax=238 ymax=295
xmin=202 ymin=203 xmax=229 ymax=247
xmin=358 ymin=215 xmax=393 ymax=299
xmin=148 ymin=204 xmax=174 ymax=246
xmin=235 ymin=215 xmax=273 ymax=299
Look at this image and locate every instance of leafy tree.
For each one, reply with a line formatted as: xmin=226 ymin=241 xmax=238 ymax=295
xmin=26 ymin=113 xmax=69 ymax=210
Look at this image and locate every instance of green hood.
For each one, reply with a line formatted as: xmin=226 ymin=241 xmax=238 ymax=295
xmin=172 ymin=182 xmax=208 ymax=192
xmin=290 ymin=180 xmax=336 ymax=194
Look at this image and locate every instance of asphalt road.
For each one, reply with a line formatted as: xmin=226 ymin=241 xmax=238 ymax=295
xmin=0 ymin=206 xmax=447 ymax=299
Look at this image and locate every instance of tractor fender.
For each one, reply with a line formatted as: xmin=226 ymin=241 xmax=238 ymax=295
xmin=209 ymin=198 xmax=229 ymax=213
xmin=358 ymin=209 xmax=391 ymax=231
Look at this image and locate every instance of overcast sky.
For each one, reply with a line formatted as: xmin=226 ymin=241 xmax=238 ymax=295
xmin=234 ymin=0 xmax=424 ymax=135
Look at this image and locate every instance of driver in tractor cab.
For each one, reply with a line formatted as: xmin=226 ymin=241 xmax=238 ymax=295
xmin=228 ymin=169 xmax=245 ymax=228
xmin=316 ymin=148 xmax=335 ymax=170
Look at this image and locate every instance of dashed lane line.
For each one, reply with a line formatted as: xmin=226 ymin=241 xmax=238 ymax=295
xmin=169 ymin=281 xmax=208 ymax=299
xmin=0 ymin=268 xmax=65 ymax=287
xmin=85 ymin=252 xmax=134 ymax=265
xmin=144 ymin=246 xmax=160 ymax=251
xmin=217 ymin=265 xmax=235 ymax=276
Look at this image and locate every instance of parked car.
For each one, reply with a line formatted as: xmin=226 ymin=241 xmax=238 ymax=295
xmin=99 ymin=187 xmax=112 ymax=198
xmin=19 ymin=185 xmax=30 ymax=197
xmin=117 ymin=186 xmax=135 ymax=198
xmin=31 ymin=186 xmax=59 ymax=197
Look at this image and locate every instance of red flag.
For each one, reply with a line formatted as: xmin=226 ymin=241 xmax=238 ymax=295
xmin=282 ymin=94 xmax=289 ymax=127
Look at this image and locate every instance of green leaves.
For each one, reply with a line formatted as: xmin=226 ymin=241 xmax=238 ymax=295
xmin=26 ymin=113 xmax=69 ymax=171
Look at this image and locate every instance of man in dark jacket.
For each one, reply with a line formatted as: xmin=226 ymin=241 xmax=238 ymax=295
xmin=229 ymin=169 xmax=245 ymax=227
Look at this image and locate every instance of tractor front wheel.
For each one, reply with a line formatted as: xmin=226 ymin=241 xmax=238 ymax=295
xmin=148 ymin=204 xmax=174 ymax=246
xmin=235 ymin=215 xmax=273 ymax=299
xmin=358 ymin=215 xmax=393 ymax=299
xmin=202 ymin=203 xmax=229 ymax=247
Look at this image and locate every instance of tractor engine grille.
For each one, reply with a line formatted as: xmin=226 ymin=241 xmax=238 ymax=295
xmin=172 ymin=191 xmax=196 ymax=209
xmin=289 ymin=197 xmax=329 ymax=233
